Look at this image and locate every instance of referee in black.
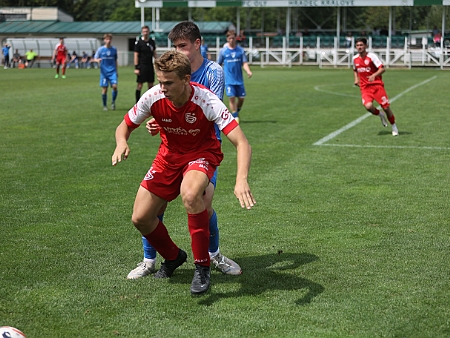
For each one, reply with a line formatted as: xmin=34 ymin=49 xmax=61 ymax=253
xmin=134 ymin=25 xmax=157 ymax=103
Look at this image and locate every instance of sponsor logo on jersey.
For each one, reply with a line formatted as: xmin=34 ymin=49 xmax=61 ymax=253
xmin=185 ymin=112 xmax=197 ymax=124
xmin=163 ymin=126 xmax=188 ymax=135
xmin=364 ymin=59 xmax=370 ymax=65
xmin=189 ymin=129 xmax=200 ymax=136
xmin=162 ymin=118 xmax=172 ymax=123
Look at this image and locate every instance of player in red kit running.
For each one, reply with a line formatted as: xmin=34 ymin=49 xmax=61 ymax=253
xmin=353 ymin=37 xmax=399 ymax=136
xmin=52 ymin=38 xmax=68 ymax=79
xmin=112 ymin=50 xmax=255 ymax=295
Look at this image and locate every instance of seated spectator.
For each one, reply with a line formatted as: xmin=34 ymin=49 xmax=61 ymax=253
xmin=11 ymin=49 xmax=22 ymax=68
xmin=345 ymin=32 xmax=353 ymax=48
xmin=89 ymin=50 xmax=98 ymax=69
xmin=433 ymin=30 xmax=442 ymax=47
xmin=68 ymin=51 xmax=79 ymax=69
xmin=25 ymin=49 xmax=38 ymax=68
xmin=81 ymin=51 xmax=90 ymax=68
xmin=236 ymin=30 xmax=247 ymax=47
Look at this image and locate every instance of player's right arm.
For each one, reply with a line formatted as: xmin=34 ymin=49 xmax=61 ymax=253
xmin=353 ymin=69 xmax=360 ymax=87
xmin=112 ymin=120 xmax=133 ymax=166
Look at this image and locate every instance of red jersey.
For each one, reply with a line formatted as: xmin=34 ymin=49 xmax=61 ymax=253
xmin=125 ymin=82 xmax=238 ymax=168
xmin=54 ymin=43 xmax=67 ymax=59
xmin=353 ymin=52 xmax=384 ymax=89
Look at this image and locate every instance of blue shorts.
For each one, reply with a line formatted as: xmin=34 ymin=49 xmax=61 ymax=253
xmin=225 ymin=84 xmax=246 ymax=98
xmin=100 ymin=73 xmax=118 ymax=87
xmin=210 ymin=167 xmax=218 ymax=188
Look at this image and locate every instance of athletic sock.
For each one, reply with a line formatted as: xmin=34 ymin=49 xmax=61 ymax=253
xmin=143 ymin=221 xmax=179 ymax=260
xmin=208 ymin=210 xmax=219 ymax=253
xmin=112 ymin=90 xmax=118 ymax=103
xmin=388 ymin=114 xmax=396 ymax=125
xmin=142 ymin=237 xmax=157 ymax=259
xmin=373 ymin=108 xmax=380 ymax=116
xmin=188 ymin=209 xmax=210 ymax=266
xmin=102 ymin=94 xmax=107 ymax=107
xmin=141 ymin=214 xmax=164 ymax=259
xmin=232 ymin=112 xmax=239 ymax=118
xmin=135 ymin=90 xmax=141 ymax=103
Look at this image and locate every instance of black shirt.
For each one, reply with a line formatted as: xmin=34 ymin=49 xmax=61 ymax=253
xmin=134 ymin=37 xmax=156 ymax=66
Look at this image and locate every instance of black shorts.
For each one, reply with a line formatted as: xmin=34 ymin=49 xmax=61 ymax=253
xmin=137 ymin=64 xmax=155 ymax=84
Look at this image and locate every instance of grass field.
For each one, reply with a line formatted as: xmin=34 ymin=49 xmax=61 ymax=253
xmin=1 ymin=65 xmax=450 ymax=337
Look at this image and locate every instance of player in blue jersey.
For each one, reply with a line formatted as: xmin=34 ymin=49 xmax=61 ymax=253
xmin=94 ymin=34 xmax=118 ymax=111
xmin=127 ymin=21 xmax=243 ymax=280
xmin=217 ymin=30 xmax=253 ymax=123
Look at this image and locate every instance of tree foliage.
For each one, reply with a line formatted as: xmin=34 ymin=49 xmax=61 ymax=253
xmin=0 ymin=1 xmax=447 ymax=33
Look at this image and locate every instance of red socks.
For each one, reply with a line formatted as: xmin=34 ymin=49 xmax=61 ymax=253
xmin=143 ymin=221 xmax=179 ymax=260
xmin=188 ymin=209 xmax=210 ymax=266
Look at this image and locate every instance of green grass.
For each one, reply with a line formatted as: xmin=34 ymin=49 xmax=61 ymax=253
xmin=1 ymin=66 xmax=450 ymax=337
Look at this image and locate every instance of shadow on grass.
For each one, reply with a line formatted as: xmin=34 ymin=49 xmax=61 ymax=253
xmin=170 ymin=252 xmax=324 ymax=306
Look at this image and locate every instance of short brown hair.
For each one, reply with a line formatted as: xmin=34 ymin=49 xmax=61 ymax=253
xmin=103 ymin=33 xmax=112 ymax=40
xmin=226 ymin=30 xmax=236 ymax=38
xmin=168 ymin=21 xmax=201 ymax=44
xmin=154 ymin=50 xmax=191 ymax=79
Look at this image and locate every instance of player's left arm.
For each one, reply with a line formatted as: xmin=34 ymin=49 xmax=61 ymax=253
xmin=368 ymin=65 xmax=385 ymax=82
xmin=243 ymin=62 xmax=252 ymax=78
xmin=224 ymin=126 xmax=256 ymax=210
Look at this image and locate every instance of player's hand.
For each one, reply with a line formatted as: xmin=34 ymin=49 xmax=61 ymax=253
xmin=367 ymin=75 xmax=376 ymax=82
xmin=134 ymin=69 xmax=140 ymax=75
xmin=234 ymin=180 xmax=256 ymax=210
xmin=354 ymin=82 xmax=359 ymax=87
xmin=146 ymin=118 xmax=161 ymax=136
xmin=111 ymin=143 xmax=130 ymax=166
xmin=247 ymin=71 xmax=253 ymax=79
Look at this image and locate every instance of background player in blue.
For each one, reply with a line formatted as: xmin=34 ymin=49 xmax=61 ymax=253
xmin=127 ymin=21 xmax=242 ymax=279
xmin=218 ymin=30 xmax=253 ymax=123
xmin=94 ymin=33 xmax=118 ymax=111
xmin=200 ymin=37 xmax=210 ymax=60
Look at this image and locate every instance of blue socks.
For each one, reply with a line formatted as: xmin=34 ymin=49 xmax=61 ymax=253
xmin=112 ymin=89 xmax=118 ymax=103
xmin=208 ymin=210 xmax=219 ymax=253
xmin=102 ymin=94 xmax=107 ymax=107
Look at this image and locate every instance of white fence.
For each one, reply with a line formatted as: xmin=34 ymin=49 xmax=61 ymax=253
xmin=147 ymin=35 xmax=450 ymax=69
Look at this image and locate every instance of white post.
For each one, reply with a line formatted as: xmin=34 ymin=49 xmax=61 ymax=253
xmin=141 ymin=7 xmax=145 ymax=28
xmin=441 ymin=6 xmax=446 ymax=69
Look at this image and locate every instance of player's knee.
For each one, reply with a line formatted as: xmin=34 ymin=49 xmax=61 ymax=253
xmin=364 ymin=103 xmax=373 ymax=111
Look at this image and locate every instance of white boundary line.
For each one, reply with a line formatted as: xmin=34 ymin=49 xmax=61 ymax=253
xmin=319 ymin=143 xmax=450 ymax=151
xmin=313 ymin=76 xmax=438 ymax=146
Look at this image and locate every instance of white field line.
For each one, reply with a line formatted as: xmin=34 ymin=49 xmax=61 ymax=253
xmin=313 ymin=84 xmax=360 ymax=98
xmin=319 ymin=143 xmax=450 ymax=151
xmin=313 ymin=76 xmax=438 ymax=146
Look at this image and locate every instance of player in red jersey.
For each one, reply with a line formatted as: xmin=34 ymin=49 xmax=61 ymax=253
xmin=111 ymin=50 xmax=255 ymax=295
xmin=52 ymin=38 xmax=68 ymax=79
xmin=353 ymin=37 xmax=399 ymax=136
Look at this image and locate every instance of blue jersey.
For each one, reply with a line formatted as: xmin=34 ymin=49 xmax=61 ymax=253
xmin=217 ymin=45 xmax=248 ymax=86
xmin=191 ymin=58 xmax=225 ymax=141
xmin=191 ymin=58 xmax=224 ymax=100
xmin=95 ymin=45 xmax=117 ymax=77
